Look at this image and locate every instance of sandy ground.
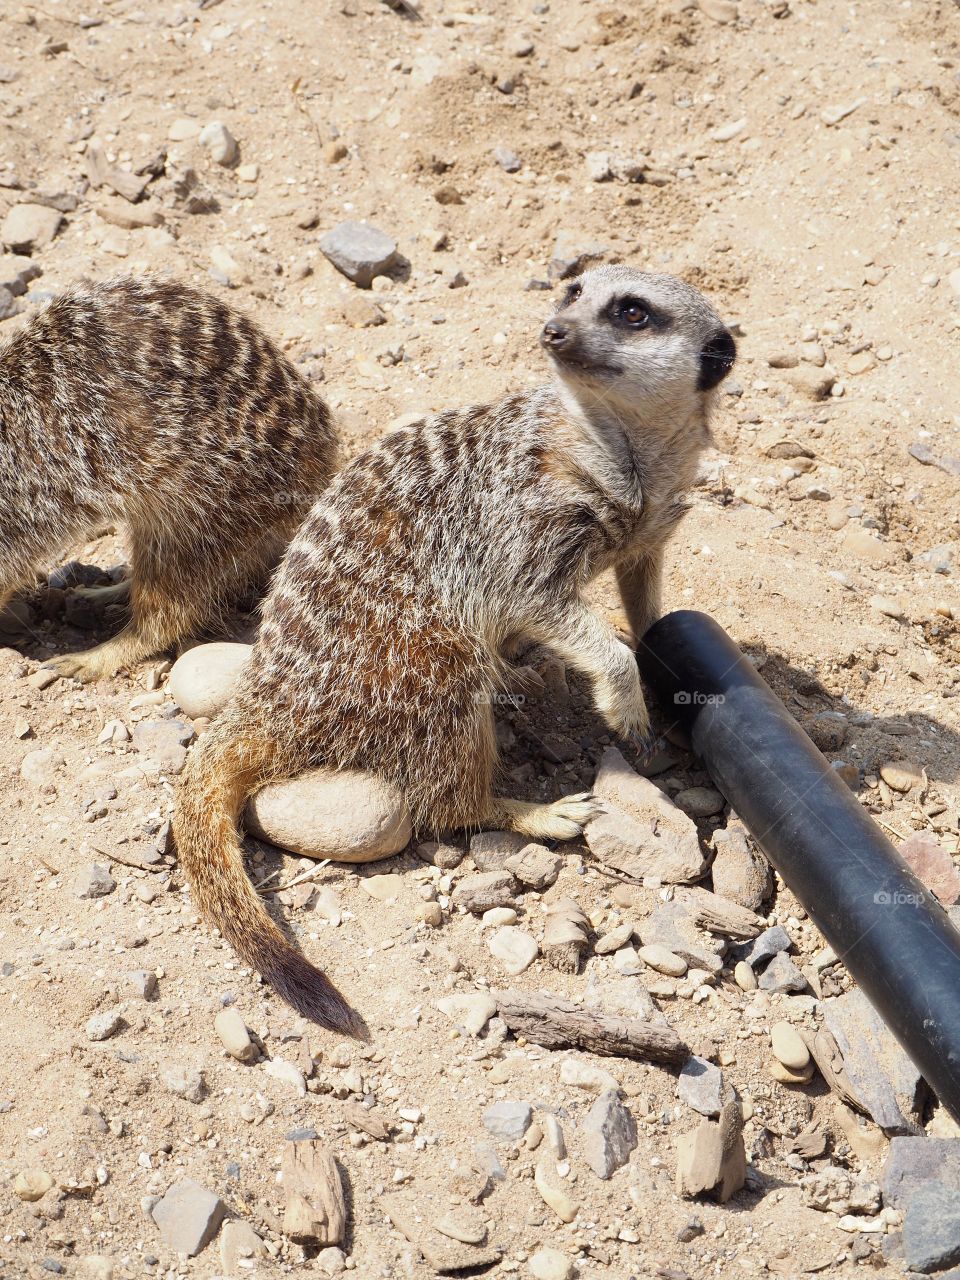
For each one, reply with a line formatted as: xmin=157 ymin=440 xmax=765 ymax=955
xmin=1 ymin=0 xmax=960 ymax=1277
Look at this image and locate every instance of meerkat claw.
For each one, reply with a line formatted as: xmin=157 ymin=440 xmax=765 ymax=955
xmin=544 ymin=791 xmax=604 ymax=839
xmin=42 ymin=652 xmax=105 ymax=683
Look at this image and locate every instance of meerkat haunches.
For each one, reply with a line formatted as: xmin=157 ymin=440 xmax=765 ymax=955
xmin=0 ymin=276 xmax=338 ymax=681
xmin=173 ymin=265 xmax=736 ymax=1035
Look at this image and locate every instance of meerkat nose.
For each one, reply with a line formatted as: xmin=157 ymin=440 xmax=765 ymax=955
xmin=540 ymin=319 xmax=571 ymax=349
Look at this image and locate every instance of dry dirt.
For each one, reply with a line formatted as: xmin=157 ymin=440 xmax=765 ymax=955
xmin=1 ymin=0 xmax=960 ymax=1277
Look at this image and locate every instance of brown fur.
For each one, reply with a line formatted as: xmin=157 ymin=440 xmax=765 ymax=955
xmin=0 ymin=275 xmax=338 ymax=680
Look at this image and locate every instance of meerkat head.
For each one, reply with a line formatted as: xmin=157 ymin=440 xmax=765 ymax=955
xmin=539 ymin=265 xmax=736 ymax=428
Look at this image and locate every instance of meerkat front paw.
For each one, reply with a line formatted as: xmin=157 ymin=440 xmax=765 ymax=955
xmin=596 ymin=681 xmax=652 ymax=744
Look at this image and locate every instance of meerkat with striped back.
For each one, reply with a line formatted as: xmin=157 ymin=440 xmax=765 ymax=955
xmin=173 ymin=265 xmax=737 ymax=1036
xmin=0 ymin=275 xmax=338 ymax=681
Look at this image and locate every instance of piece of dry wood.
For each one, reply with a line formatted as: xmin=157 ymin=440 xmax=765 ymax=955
xmin=800 ymin=1027 xmax=865 ymax=1115
xmin=342 ymin=1102 xmax=389 ymax=1141
xmin=675 ymin=886 xmax=764 ymax=939
xmin=495 ymin=988 xmax=688 ymax=1066
xmin=281 ymin=1140 xmax=345 ymax=1244
xmin=542 ymin=897 xmax=589 ymax=973
xmin=676 ymin=1099 xmax=746 ymax=1202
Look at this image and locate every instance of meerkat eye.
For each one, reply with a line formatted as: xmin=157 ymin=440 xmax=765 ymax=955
xmin=616 ymin=297 xmax=650 ymax=328
xmin=560 ymin=281 xmax=582 ymax=308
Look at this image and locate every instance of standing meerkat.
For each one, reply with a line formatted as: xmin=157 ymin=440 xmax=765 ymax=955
xmin=173 ymin=265 xmax=736 ymax=1036
xmin=0 ymin=275 xmax=338 ymax=681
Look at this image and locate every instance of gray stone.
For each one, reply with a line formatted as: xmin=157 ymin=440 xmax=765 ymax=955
xmin=581 ymin=1090 xmax=637 ymax=1179
xmin=1 ymin=204 xmax=63 ymax=253
xmin=883 ymin=1138 xmax=960 ymax=1209
xmin=741 ymin=924 xmax=792 ymax=969
xmin=916 ymin=543 xmax=955 ymax=575
xmin=162 ymin=1066 xmax=205 ymax=1103
xmin=674 ymin=786 xmax=725 ymax=818
xmin=220 ymin=1220 xmax=268 ymax=1272
xmin=452 ymin=870 xmax=516 ymax=914
xmin=587 ymin=747 xmax=707 ymax=883
xmin=902 ymin=1181 xmax=960 ymax=1273
xmin=0 ymin=286 xmax=18 ymax=321
xmin=126 ymin=970 xmax=157 ymax=1000
xmin=637 ymin=902 xmax=724 ymax=973
xmin=86 ymin=1009 xmax=123 ymax=1041
xmin=492 ymin=145 xmax=521 ymax=173
xmin=504 ymin=843 xmax=562 ymax=891
xmin=825 ymin=989 xmax=923 ymax=1134
xmin=585 ymin=150 xmax=613 ymax=182
xmin=74 ymin=863 xmax=116 ymax=899
xmin=319 ymin=221 xmax=398 ymax=288
xmin=483 ymin=1100 xmax=532 ymax=1141
xmin=469 ymin=829 xmax=529 ymax=870
xmin=151 ymin=1178 xmax=227 ymax=1257
xmin=678 ymin=1056 xmax=726 ymax=1118
xmin=757 ymin=952 xmax=809 ymax=994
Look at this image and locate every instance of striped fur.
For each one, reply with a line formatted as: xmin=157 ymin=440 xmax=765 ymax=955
xmin=0 ymin=275 xmax=338 ymax=679
xmin=174 ymin=267 xmax=736 ymax=1033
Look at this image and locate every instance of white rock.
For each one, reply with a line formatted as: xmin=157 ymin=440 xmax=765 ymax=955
xmin=247 ymin=768 xmax=411 ymax=863
xmin=529 ymin=1248 xmax=574 ymax=1280
xmin=487 ymin=926 xmax=539 ymax=974
xmin=559 ymin=1056 xmax=619 ymax=1093
xmin=264 ymin=1057 xmax=306 ymax=1095
xmin=162 ymin=1066 xmax=205 ymax=1103
xmin=168 ymin=642 xmax=251 ymax=719
xmin=199 ymin=120 xmax=238 ymax=166
xmin=436 ymin=993 xmax=497 ymax=1035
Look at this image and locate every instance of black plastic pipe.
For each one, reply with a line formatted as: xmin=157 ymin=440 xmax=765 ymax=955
xmin=637 ymin=609 xmax=960 ymax=1124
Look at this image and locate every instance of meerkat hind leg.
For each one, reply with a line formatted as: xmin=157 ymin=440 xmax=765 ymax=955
xmin=44 ymin=537 xmax=204 ymax=681
xmin=70 ymin=579 xmax=132 ymax=609
xmin=484 ymin=792 xmax=600 ymax=841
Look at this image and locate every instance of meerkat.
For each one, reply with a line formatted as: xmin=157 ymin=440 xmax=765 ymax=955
xmin=0 ymin=275 xmax=338 ymax=681
xmin=173 ymin=265 xmax=736 ymax=1036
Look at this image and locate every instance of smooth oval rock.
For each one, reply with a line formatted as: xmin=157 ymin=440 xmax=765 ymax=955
xmin=638 ymin=944 xmax=688 ymax=977
xmin=246 ymin=768 xmax=411 ymax=863
xmin=215 ymin=1007 xmax=259 ymax=1063
xmin=168 ymin=642 xmax=252 ymax=720
xmin=770 ymin=1020 xmax=811 ymax=1072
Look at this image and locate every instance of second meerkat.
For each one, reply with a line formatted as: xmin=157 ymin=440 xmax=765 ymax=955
xmin=174 ymin=265 xmax=736 ymax=1035
xmin=0 ymin=276 xmax=338 ymax=681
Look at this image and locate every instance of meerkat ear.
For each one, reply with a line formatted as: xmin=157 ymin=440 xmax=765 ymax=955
xmin=698 ymin=328 xmax=737 ymax=390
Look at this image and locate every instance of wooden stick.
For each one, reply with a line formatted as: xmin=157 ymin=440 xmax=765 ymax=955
xmin=495 ymin=989 xmax=688 ymax=1067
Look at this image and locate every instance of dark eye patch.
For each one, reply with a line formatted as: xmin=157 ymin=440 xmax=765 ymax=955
xmin=603 ymin=294 xmax=666 ymax=331
xmin=559 ymin=281 xmax=582 ymax=309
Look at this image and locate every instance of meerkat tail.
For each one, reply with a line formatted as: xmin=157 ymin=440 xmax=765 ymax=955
xmin=173 ymin=723 xmax=366 ymax=1039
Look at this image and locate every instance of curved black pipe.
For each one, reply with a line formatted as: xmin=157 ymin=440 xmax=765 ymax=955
xmin=637 ymin=609 xmax=960 ymax=1123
